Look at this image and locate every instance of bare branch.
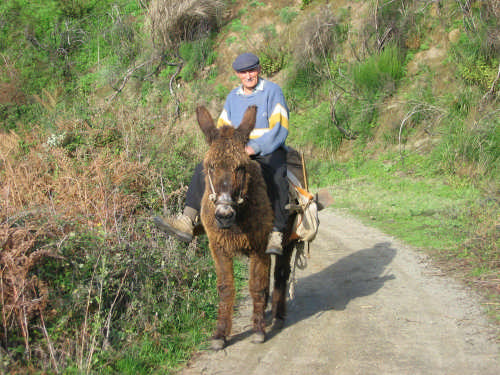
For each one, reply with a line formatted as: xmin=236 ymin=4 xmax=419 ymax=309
xmin=377 ymin=26 xmax=394 ymax=52
xmin=330 ymin=94 xmax=357 ymax=140
xmin=38 ymin=307 xmax=59 ymax=373
xmin=169 ymin=59 xmax=183 ymax=120
xmin=398 ymin=103 xmax=447 ymax=164
xmin=106 ymin=59 xmax=153 ymax=105
xmin=103 ymin=269 xmax=129 ymax=350
xmin=455 ymin=0 xmax=476 ymax=32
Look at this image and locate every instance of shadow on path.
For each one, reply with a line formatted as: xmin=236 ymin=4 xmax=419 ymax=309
xmin=229 ymin=242 xmax=397 ymax=345
xmin=286 ymin=241 xmax=396 ymax=323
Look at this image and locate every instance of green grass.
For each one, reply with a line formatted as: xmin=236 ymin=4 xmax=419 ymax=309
xmin=351 ymin=44 xmax=404 ymax=95
xmin=34 ymin=229 xmax=251 ymax=374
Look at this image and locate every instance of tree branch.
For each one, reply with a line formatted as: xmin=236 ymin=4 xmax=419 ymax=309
xmin=169 ymin=59 xmax=183 ymax=120
xmin=330 ymin=94 xmax=357 ymax=140
xmin=107 ymin=60 xmax=152 ymax=104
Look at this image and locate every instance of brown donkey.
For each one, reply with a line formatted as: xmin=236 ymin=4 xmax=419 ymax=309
xmin=196 ymin=105 xmax=295 ymax=350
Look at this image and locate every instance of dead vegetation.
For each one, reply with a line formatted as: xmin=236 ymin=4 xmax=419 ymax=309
xmin=292 ymin=5 xmax=341 ymax=66
xmin=0 ymin=113 xmax=166 ymax=369
xmin=148 ymin=0 xmax=225 ymax=51
xmin=0 ymin=134 xmax=152 ymax=230
xmin=0 ymin=226 xmax=56 ymax=353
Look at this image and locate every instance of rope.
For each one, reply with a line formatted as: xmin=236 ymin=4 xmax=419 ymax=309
xmin=288 ymin=241 xmax=309 ymax=300
xmin=207 ymin=171 xmax=217 ymax=202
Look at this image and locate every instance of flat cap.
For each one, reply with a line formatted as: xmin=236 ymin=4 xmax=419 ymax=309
xmin=232 ymin=53 xmax=260 ymax=72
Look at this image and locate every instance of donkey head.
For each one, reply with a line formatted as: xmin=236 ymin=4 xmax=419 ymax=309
xmin=196 ymin=105 xmax=256 ymax=229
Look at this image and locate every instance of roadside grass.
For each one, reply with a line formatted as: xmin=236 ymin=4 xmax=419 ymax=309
xmin=309 ymin=152 xmax=499 ymax=322
xmin=92 ymin=242 xmax=249 ymax=375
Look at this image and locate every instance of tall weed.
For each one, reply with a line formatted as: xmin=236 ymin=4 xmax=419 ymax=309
xmin=178 ymin=39 xmax=217 ymax=82
xmin=351 ymin=45 xmax=404 ymax=95
xmin=436 ymin=113 xmax=500 ymax=180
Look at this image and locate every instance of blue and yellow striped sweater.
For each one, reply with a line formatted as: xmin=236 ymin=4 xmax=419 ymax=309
xmin=217 ymin=78 xmax=289 ymax=156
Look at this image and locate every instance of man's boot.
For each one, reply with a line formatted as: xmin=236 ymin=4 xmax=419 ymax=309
xmin=265 ymin=231 xmax=283 ymax=256
xmin=154 ymin=207 xmax=198 ymax=242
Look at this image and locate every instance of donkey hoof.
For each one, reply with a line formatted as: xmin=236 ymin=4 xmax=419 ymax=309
xmin=272 ymin=318 xmax=285 ymax=330
xmin=210 ymin=338 xmax=226 ymax=351
xmin=250 ymin=332 xmax=265 ymax=344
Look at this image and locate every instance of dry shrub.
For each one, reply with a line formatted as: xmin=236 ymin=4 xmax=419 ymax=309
xmin=0 ymin=130 xmax=20 ymax=157
xmin=1 ymin=142 xmax=153 ymax=231
xmin=0 ymin=82 xmax=26 ymax=105
xmin=293 ymin=6 xmax=340 ymax=65
xmin=0 ymin=122 xmax=159 ymax=363
xmin=486 ymin=0 xmax=500 ymax=18
xmin=0 ymin=56 xmax=26 ymax=106
xmin=0 ymin=225 xmax=57 ymax=350
xmin=148 ymin=0 xmax=225 ymax=51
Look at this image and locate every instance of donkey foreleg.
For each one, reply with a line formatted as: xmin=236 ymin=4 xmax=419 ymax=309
xmin=211 ymin=252 xmax=235 ymax=350
xmin=248 ymin=253 xmax=270 ymax=343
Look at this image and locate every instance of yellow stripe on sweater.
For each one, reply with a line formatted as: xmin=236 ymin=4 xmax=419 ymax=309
xmin=268 ymin=103 xmax=289 ymax=129
xmin=217 ymin=109 xmax=231 ymax=128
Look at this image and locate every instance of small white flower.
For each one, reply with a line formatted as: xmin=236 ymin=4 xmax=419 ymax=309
xmin=46 ymin=132 xmax=66 ymax=148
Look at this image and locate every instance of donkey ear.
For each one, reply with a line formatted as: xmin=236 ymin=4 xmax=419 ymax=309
xmin=237 ymin=105 xmax=257 ymax=141
xmin=196 ymin=106 xmax=218 ymax=144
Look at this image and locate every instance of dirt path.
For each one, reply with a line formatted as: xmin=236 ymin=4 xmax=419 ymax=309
xmin=180 ymin=209 xmax=499 ymax=375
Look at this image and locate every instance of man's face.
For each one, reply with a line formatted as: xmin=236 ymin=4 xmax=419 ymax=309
xmin=236 ymin=67 xmax=260 ymax=93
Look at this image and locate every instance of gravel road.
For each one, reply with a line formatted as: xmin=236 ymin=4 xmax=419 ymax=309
xmin=180 ymin=209 xmax=499 ymax=375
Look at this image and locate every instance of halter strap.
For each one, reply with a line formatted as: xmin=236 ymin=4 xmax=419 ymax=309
xmin=207 ymin=170 xmax=217 ymax=202
xmin=206 ymin=169 xmax=245 ymax=205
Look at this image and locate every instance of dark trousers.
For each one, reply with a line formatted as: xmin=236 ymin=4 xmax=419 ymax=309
xmin=186 ymin=147 xmax=289 ymax=232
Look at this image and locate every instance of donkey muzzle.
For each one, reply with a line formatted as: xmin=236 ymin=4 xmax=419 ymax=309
xmin=214 ymin=193 xmax=236 ymax=228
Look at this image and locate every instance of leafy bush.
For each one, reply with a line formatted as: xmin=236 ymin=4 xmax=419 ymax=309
xmin=259 ymin=43 xmax=287 ymax=76
xmin=300 ymin=0 xmax=312 ymax=10
xmin=451 ymin=32 xmax=500 ymax=90
xmin=57 ymin=0 xmax=98 ymax=18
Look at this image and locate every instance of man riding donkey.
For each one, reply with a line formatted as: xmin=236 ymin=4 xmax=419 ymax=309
xmin=155 ymin=52 xmax=289 ymax=255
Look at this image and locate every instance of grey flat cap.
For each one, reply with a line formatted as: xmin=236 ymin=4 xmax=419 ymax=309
xmin=232 ymin=53 xmax=260 ymax=72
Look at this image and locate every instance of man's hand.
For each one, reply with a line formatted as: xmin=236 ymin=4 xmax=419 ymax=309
xmin=245 ymin=145 xmax=255 ymax=155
